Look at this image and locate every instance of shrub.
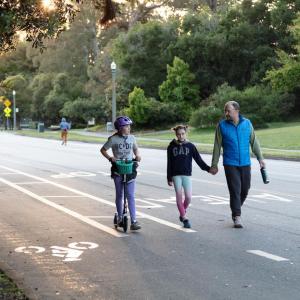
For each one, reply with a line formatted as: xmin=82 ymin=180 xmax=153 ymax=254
xmin=190 ymin=105 xmax=222 ymax=128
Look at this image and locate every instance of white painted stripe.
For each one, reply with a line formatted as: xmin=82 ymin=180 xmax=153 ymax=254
xmin=0 ymin=165 xmax=195 ymax=233
xmin=247 ymin=199 xmax=266 ymax=204
xmin=15 ymin=181 xmax=48 ymax=185
xmin=137 ymin=211 xmax=196 ymax=233
xmin=0 ymin=172 xmax=18 ymax=175
xmin=135 ymin=198 xmax=164 ymax=208
xmin=42 ymin=195 xmax=87 ymax=198
xmin=0 ymin=177 xmax=126 ymax=238
xmin=86 ymin=215 xmax=146 ymax=219
xmin=246 ymin=250 xmax=289 ymax=262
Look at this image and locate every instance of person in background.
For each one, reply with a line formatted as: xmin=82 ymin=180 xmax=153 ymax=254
xmin=59 ymin=117 xmax=71 ymax=146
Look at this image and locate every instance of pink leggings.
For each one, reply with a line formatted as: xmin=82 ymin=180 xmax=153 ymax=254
xmin=172 ymin=176 xmax=192 ymax=218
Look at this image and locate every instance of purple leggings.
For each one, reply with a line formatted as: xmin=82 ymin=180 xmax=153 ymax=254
xmin=113 ymin=175 xmax=136 ymax=223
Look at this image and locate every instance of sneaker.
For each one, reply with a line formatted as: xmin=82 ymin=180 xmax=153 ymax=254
xmin=233 ymin=216 xmax=243 ymax=228
xmin=183 ymin=219 xmax=191 ymax=229
xmin=130 ymin=221 xmax=141 ymax=231
xmin=179 ymin=216 xmax=184 ymax=222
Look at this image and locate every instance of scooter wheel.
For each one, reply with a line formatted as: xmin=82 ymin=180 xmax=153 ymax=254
xmin=123 ymin=215 xmax=128 ymax=233
xmin=113 ymin=213 xmax=118 ymax=229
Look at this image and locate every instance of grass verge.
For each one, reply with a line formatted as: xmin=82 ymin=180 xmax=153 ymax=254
xmin=0 ymin=269 xmax=28 ymax=300
xmin=15 ymin=126 xmax=300 ymax=160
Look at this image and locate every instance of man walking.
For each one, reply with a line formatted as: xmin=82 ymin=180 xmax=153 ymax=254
xmin=210 ymin=101 xmax=265 ymax=228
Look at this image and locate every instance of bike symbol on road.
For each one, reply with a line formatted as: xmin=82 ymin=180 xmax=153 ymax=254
xmin=15 ymin=242 xmax=98 ymax=262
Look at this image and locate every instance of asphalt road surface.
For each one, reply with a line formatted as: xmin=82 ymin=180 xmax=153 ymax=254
xmin=0 ymin=132 xmax=299 ymax=300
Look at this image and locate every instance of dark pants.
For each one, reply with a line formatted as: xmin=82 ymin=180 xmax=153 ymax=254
xmin=224 ymin=165 xmax=251 ymax=218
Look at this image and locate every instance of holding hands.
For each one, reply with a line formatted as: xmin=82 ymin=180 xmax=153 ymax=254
xmin=209 ymin=166 xmax=218 ymax=175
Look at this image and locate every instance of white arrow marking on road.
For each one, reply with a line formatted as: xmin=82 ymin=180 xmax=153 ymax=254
xmin=246 ymin=250 xmax=289 ymax=262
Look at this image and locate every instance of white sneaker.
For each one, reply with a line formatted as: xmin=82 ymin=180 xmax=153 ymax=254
xmin=233 ymin=216 xmax=243 ymax=228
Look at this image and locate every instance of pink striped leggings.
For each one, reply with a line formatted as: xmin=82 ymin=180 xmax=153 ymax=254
xmin=172 ymin=175 xmax=192 ymax=218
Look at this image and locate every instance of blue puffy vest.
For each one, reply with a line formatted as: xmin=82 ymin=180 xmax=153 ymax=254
xmin=219 ymin=116 xmax=252 ymax=166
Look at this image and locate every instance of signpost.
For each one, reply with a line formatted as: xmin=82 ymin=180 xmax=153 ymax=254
xmin=3 ymin=98 xmax=11 ymax=129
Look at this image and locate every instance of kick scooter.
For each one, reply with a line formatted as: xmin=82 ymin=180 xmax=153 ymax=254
xmin=113 ymin=160 xmax=134 ymax=233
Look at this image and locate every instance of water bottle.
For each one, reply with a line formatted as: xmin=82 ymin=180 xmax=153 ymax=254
xmin=260 ymin=167 xmax=270 ymax=184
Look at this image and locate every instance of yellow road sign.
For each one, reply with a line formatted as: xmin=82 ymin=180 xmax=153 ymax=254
xmin=4 ymin=99 xmax=11 ymax=107
xmin=5 ymin=112 xmax=11 ymax=117
xmin=4 ymin=107 xmax=12 ymax=114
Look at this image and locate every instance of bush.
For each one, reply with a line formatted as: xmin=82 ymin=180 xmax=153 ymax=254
xmin=125 ymin=87 xmax=180 ymax=128
xmin=209 ymin=83 xmax=296 ymax=127
xmin=190 ymin=105 xmax=222 ymax=128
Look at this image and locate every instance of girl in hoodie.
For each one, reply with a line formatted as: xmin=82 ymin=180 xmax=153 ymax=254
xmin=167 ymin=125 xmax=210 ymax=228
xmin=59 ymin=117 xmax=71 ymax=145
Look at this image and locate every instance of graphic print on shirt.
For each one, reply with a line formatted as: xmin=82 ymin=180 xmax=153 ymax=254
xmin=172 ymin=146 xmax=190 ymax=157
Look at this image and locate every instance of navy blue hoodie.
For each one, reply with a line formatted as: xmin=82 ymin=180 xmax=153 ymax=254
xmin=167 ymin=139 xmax=210 ymax=181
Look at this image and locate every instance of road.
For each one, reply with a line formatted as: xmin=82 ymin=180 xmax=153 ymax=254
xmin=0 ymin=132 xmax=299 ymax=300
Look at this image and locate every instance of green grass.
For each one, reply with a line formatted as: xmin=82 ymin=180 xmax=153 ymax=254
xmin=255 ymin=125 xmax=300 ymax=150
xmin=136 ymin=123 xmax=300 ymax=150
xmin=15 ymin=122 xmax=300 ymax=160
xmin=17 ymin=130 xmax=108 ymax=144
xmin=0 ymin=270 xmax=28 ymax=300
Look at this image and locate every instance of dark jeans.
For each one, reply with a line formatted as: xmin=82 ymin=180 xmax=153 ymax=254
xmin=224 ymin=165 xmax=251 ymax=218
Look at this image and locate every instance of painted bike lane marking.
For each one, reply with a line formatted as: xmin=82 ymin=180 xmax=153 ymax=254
xmin=0 ymin=165 xmax=196 ymax=233
xmin=15 ymin=242 xmax=99 ymax=262
xmin=0 ymin=177 xmax=125 ymax=238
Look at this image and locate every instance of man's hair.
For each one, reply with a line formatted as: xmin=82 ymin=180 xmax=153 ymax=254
xmin=224 ymin=101 xmax=240 ymax=111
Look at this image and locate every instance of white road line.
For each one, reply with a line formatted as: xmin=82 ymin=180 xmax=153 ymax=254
xmin=247 ymin=198 xmax=266 ymax=204
xmin=246 ymin=250 xmax=289 ymax=262
xmin=14 ymin=181 xmax=48 ymax=185
xmin=42 ymin=195 xmax=87 ymax=198
xmin=0 ymin=172 xmax=18 ymax=175
xmin=0 ymin=177 xmax=125 ymax=238
xmin=141 ymin=169 xmax=300 ymax=199
xmin=0 ymin=165 xmax=195 ymax=233
xmin=86 ymin=216 xmax=146 ymax=219
xmin=137 ymin=211 xmax=196 ymax=233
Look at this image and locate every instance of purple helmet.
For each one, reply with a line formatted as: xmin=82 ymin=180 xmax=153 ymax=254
xmin=114 ymin=116 xmax=133 ymax=130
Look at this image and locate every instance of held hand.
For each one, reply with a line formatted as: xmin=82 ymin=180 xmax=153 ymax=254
xmin=209 ymin=166 xmax=218 ymax=175
xmin=259 ymin=160 xmax=265 ymax=169
xmin=168 ymin=181 xmax=173 ymax=186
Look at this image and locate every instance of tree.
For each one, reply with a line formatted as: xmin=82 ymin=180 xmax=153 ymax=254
xmin=1 ymin=74 xmax=32 ymax=121
xmin=124 ymin=86 xmax=179 ymax=127
xmin=112 ymin=20 xmax=178 ymax=98
xmin=159 ymin=56 xmax=200 ymax=120
xmin=30 ymin=73 xmax=55 ymax=121
xmin=0 ymin=0 xmax=116 ymax=52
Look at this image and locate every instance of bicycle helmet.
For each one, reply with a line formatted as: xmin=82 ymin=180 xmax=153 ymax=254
xmin=114 ymin=116 xmax=133 ymax=130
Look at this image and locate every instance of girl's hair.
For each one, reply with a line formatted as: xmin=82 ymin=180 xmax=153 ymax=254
xmin=172 ymin=124 xmax=188 ymax=133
